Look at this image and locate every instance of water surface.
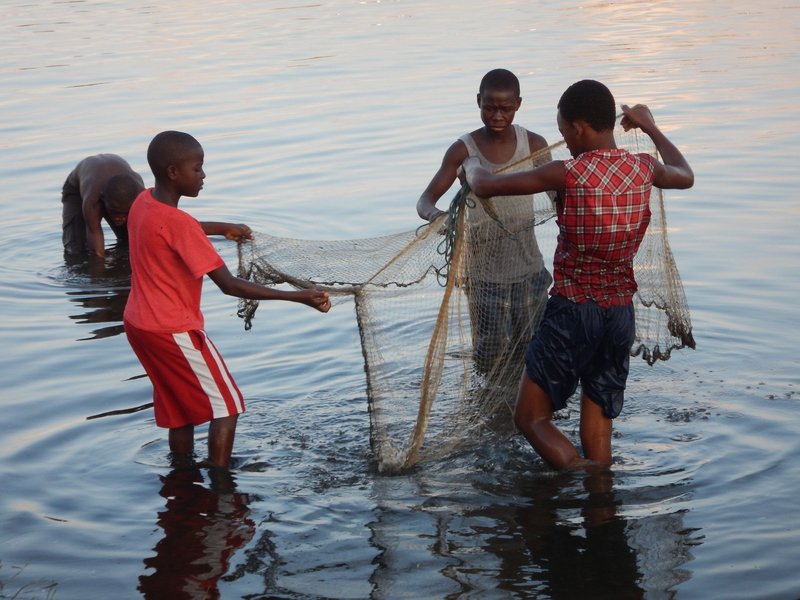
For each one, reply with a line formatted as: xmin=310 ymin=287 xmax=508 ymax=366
xmin=1 ymin=1 xmax=798 ymax=598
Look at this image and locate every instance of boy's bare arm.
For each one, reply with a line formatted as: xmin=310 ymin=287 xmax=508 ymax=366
xmin=207 ymin=264 xmax=331 ymax=313
xmin=417 ymin=140 xmax=469 ymax=221
xmin=464 ymin=157 xmax=566 ymax=199
xmin=83 ymin=197 xmax=106 ymax=257
xmin=621 ymin=104 xmax=694 ymax=190
xmin=200 ymin=221 xmax=253 ymax=242
xmin=78 ymin=165 xmax=111 ymax=257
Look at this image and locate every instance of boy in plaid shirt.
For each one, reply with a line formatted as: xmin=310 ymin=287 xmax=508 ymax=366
xmin=463 ymin=80 xmax=694 ymax=470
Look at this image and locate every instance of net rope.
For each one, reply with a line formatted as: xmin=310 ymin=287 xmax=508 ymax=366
xmin=236 ymin=122 xmax=695 ymax=473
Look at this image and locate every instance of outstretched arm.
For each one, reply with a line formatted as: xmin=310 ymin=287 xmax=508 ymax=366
xmin=416 ymin=140 xmax=469 ymax=222
xmin=463 ymin=157 xmax=566 ymax=199
xmin=207 ymin=264 xmax=331 ymax=313
xmin=621 ymin=104 xmax=694 ymax=190
xmin=200 ymin=222 xmax=253 ymax=242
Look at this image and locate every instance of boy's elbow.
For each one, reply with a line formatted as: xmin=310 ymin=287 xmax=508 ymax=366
xmin=416 ymin=196 xmax=432 ymax=220
xmin=211 ymin=274 xmax=242 ymax=297
xmin=678 ymin=169 xmax=695 ymax=189
xmin=471 ymin=183 xmax=488 ymax=198
xmin=469 ymin=176 xmax=492 ymax=198
xmin=657 ymin=167 xmax=694 ymax=190
xmin=220 ymin=283 xmax=240 ymax=297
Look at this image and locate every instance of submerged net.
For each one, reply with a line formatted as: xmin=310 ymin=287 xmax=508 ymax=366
xmin=236 ymin=121 xmax=695 ymax=473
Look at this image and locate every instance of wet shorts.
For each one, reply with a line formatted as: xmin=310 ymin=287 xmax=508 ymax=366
xmin=124 ymin=322 xmax=245 ymax=428
xmin=524 ymin=295 xmax=635 ymax=418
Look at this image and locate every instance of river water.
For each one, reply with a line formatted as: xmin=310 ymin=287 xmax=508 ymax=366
xmin=1 ymin=1 xmax=798 ymax=598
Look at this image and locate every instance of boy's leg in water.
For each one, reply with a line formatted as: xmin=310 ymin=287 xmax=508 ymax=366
xmin=207 ymin=414 xmax=238 ymax=469
xmin=515 ymin=373 xmax=589 ymax=470
xmin=169 ymin=424 xmax=195 ymax=463
xmin=579 ymin=393 xmax=613 ymax=466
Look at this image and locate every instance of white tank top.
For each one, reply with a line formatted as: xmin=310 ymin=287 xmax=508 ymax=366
xmin=459 ymin=124 xmax=545 ymax=282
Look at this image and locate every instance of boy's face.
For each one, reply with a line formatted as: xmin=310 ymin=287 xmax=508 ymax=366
xmin=173 ymin=146 xmax=206 ymax=197
xmin=477 ymin=88 xmax=521 ymax=134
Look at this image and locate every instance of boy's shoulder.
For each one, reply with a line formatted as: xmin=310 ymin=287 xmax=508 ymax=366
xmin=131 ymin=194 xmax=207 ymax=249
xmin=566 ymin=148 xmax=658 ymax=184
xmin=525 ymin=129 xmax=548 ymax=152
xmin=132 ymin=190 xmax=192 ymax=222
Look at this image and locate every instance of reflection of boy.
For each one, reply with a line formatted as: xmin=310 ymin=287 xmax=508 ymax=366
xmin=417 ymin=69 xmax=552 ymax=375
xmin=123 ymin=131 xmax=331 ymax=469
xmin=61 ymin=154 xmax=145 ymax=256
xmin=138 ymin=467 xmax=255 ymax=597
xmin=464 ymin=80 xmax=694 ymax=470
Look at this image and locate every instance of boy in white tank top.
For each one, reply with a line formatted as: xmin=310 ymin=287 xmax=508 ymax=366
xmin=417 ymin=68 xmax=553 ymax=380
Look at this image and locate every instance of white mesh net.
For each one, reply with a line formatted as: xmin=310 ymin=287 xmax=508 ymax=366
xmin=236 ymin=123 xmax=694 ymax=473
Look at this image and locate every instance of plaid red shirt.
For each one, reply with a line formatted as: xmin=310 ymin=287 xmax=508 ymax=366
xmin=551 ymin=149 xmax=656 ymax=307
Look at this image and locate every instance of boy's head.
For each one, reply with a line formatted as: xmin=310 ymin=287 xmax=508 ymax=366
xmin=147 ymin=130 xmax=205 ymax=197
xmin=477 ymin=68 xmax=522 ymax=133
xmin=100 ymin=174 xmax=144 ymax=226
xmin=557 ymin=79 xmax=616 ymax=131
xmin=557 ymin=80 xmax=616 ymax=157
xmin=478 ymin=68 xmax=520 ymax=97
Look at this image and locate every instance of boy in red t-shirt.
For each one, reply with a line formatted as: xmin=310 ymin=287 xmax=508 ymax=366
xmin=463 ymin=80 xmax=694 ymax=470
xmin=124 ymin=130 xmax=331 ymax=469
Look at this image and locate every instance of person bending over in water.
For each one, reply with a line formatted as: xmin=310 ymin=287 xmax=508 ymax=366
xmin=61 ymin=153 xmax=251 ymax=258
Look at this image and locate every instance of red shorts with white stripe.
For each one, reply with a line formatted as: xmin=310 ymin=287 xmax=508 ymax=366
xmin=124 ymin=322 xmax=245 ymax=428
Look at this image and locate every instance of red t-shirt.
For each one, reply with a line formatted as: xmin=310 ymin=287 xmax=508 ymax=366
xmin=123 ymin=189 xmax=224 ymax=332
xmin=552 ymin=149 xmax=656 ymax=307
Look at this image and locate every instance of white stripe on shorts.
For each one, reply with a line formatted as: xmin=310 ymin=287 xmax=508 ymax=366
xmin=172 ymin=331 xmax=243 ymax=418
xmin=201 ymin=331 xmax=244 ymax=413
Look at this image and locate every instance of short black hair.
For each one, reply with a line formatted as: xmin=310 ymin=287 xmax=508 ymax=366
xmin=479 ymin=68 xmax=520 ymax=97
xmin=557 ymin=80 xmax=616 ymax=131
xmin=147 ymin=130 xmax=202 ymax=179
xmin=101 ymin=174 xmax=143 ymax=213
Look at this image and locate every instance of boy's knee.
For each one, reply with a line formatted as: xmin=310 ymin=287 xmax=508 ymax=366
xmin=210 ymin=414 xmax=238 ymax=431
xmin=516 ymin=375 xmax=554 ymax=422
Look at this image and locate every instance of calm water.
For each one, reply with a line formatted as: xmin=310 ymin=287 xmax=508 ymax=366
xmin=1 ymin=1 xmax=799 ymax=598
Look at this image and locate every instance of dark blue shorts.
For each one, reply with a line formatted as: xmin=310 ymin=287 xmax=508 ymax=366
xmin=524 ymin=295 xmax=635 ymax=418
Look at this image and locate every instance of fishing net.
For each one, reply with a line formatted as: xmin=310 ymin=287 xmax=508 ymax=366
xmin=236 ymin=122 xmax=695 ymax=473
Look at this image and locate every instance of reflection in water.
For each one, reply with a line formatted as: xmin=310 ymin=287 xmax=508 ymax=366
xmin=490 ymin=470 xmax=698 ymax=598
xmin=368 ymin=465 xmax=699 ymax=598
xmin=139 ymin=466 xmax=255 ymax=600
xmin=496 ymin=471 xmax=646 ymax=598
xmin=63 ymin=244 xmax=131 ymax=340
